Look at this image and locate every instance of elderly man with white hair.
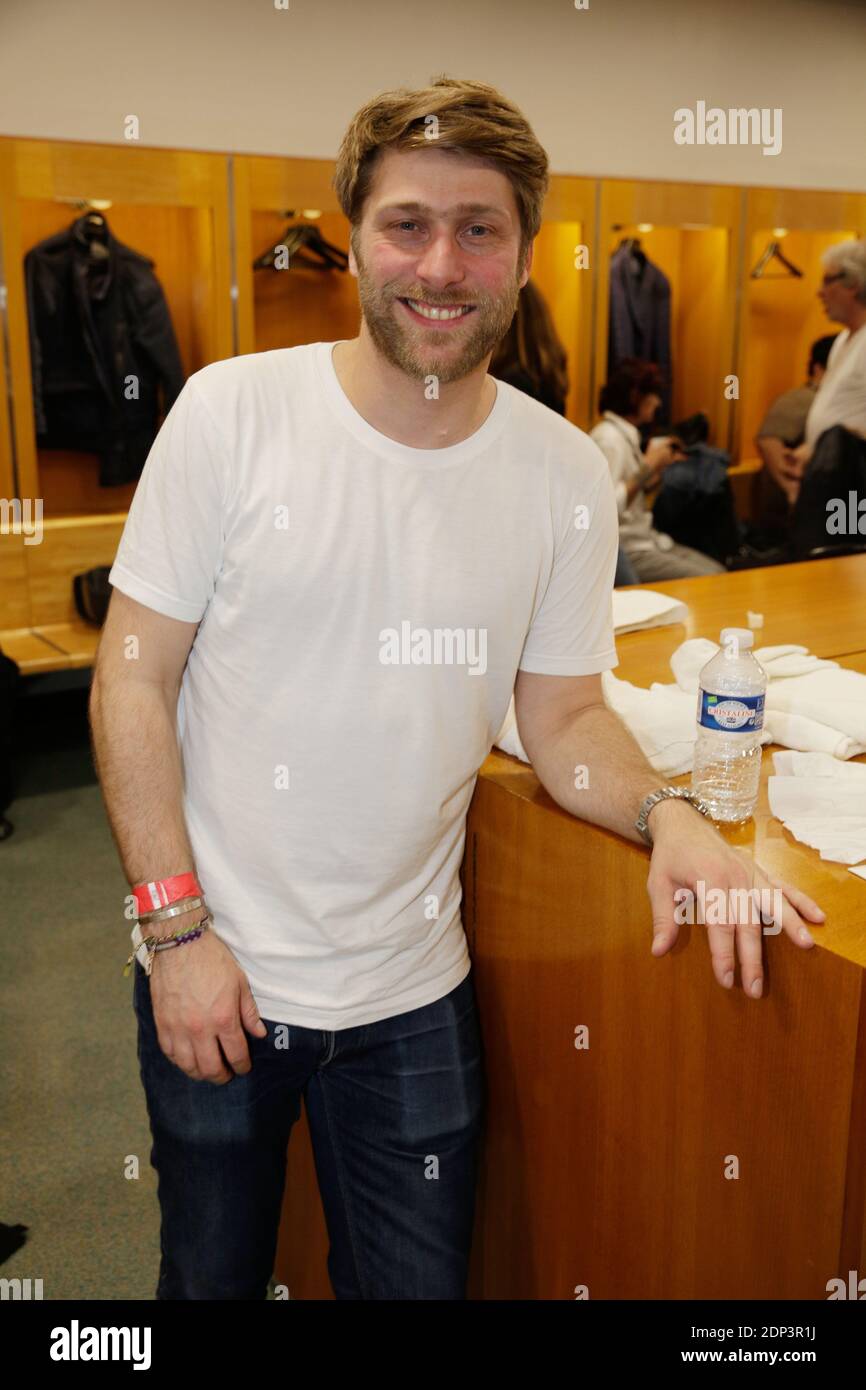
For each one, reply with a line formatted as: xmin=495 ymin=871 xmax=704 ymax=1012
xmin=786 ymin=238 xmax=866 ymax=492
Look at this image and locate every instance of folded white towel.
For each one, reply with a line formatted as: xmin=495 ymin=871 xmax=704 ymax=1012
xmin=493 ymin=669 xmax=724 ymax=776
xmin=665 ymin=641 xmax=866 ymax=761
xmin=611 ymin=588 xmax=688 ymax=634
xmin=494 ymin=639 xmax=866 ymax=779
xmin=669 ymin=641 xmax=837 ymax=693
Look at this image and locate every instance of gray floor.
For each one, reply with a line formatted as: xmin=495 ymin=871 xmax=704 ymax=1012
xmin=1 ymin=672 xmax=161 ymax=1299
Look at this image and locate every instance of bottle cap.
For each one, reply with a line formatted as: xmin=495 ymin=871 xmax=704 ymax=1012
xmin=719 ymin=627 xmax=754 ymax=650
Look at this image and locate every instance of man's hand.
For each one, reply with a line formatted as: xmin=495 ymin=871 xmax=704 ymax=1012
xmin=149 ymin=926 xmax=268 ymax=1083
xmin=761 ymin=440 xmax=804 ymax=504
xmin=509 ymin=686 xmax=827 ymax=997
xmin=779 ymin=441 xmax=813 ymax=505
xmin=645 ymin=801 xmax=825 ymax=997
xmin=644 ymin=437 xmax=684 ymax=475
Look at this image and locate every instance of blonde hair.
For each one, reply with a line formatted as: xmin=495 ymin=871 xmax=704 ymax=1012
xmin=333 ymin=75 xmax=549 ymax=268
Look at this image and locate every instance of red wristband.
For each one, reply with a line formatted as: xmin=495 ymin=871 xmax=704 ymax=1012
xmin=132 ymin=872 xmax=202 ymax=916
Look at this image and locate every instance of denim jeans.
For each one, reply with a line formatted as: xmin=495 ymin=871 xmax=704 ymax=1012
xmin=132 ymin=961 xmax=485 ymax=1299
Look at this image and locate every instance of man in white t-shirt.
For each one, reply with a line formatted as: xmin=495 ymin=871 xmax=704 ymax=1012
xmin=91 ymin=77 xmax=825 ymax=1301
xmin=785 ymin=238 xmax=866 ymax=495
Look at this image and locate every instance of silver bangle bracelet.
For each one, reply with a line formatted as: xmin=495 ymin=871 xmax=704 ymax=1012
xmin=137 ymin=895 xmax=205 ymax=925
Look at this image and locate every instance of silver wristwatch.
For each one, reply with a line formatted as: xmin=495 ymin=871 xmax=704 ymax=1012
xmin=635 ymin=785 xmax=713 ymax=845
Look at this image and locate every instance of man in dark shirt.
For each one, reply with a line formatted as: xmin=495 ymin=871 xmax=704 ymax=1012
xmin=753 ymin=334 xmax=837 ymax=538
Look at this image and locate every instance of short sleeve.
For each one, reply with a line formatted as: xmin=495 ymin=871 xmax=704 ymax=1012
xmin=756 ymin=389 xmax=811 ymax=445
xmin=108 ymin=377 xmax=230 ymax=623
xmin=518 ymin=456 xmax=620 ymax=676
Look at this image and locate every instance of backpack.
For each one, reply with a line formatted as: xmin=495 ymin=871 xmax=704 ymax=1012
xmin=790 ymin=425 xmax=866 ymax=558
xmin=652 ymin=444 xmax=742 ymax=564
xmin=73 ymin=566 xmax=113 ymax=626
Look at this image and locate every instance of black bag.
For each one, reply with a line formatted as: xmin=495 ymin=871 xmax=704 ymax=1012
xmin=652 ymin=445 xmax=742 ymax=565
xmin=790 ymin=425 xmax=866 ymax=558
xmin=73 ymin=566 xmax=113 ymax=626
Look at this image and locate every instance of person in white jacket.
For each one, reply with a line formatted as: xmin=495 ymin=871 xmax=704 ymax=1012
xmin=590 ymin=359 xmax=726 ymax=580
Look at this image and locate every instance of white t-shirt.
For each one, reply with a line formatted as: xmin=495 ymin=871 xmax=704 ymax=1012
xmin=805 ymin=325 xmax=866 ymax=446
xmin=109 ymin=342 xmax=619 ymax=1028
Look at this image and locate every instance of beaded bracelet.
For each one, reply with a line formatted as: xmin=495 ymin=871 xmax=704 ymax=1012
xmin=123 ymin=913 xmax=212 ymax=978
xmin=152 ymin=920 xmax=210 ymax=953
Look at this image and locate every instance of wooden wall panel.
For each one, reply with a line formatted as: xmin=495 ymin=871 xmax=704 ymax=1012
xmin=596 ymin=179 xmax=741 ymax=452
xmin=734 ymin=185 xmax=866 ymax=461
xmin=0 ymin=530 xmax=31 ymax=631
xmin=529 ymin=219 xmax=585 ymax=422
xmin=250 ymin=210 xmax=357 ymax=353
xmin=532 ymin=177 xmax=597 ymax=429
xmin=234 ymin=155 xmax=348 ymax=358
xmin=24 ymin=513 xmax=127 ymax=627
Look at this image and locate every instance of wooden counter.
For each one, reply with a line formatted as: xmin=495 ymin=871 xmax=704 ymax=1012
xmin=613 ymin=552 xmax=866 ymax=687
xmin=463 ymin=740 xmax=866 ymax=1300
xmin=274 ymin=555 xmax=866 ymax=1299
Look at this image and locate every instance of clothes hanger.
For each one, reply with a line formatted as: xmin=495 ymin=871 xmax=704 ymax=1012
xmin=301 ymin=225 xmax=349 ymax=269
xmin=64 ymin=202 xmax=111 ymax=261
xmin=253 ymin=214 xmax=348 ymax=271
xmin=750 ymin=238 xmax=803 ymax=279
xmin=282 ymin=224 xmax=345 ymax=267
xmin=613 ymin=234 xmax=647 ymax=269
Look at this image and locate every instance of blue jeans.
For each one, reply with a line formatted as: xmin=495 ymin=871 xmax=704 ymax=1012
xmin=132 ymin=962 xmax=485 ymax=1299
xmin=614 ymin=545 xmax=640 ymax=587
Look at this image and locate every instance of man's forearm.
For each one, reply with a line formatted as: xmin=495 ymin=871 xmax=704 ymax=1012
xmin=521 ymin=701 xmax=702 ymax=845
xmin=89 ymin=677 xmax=198 ymax=889
xmin=624 ymin=463 xmax=658 ymax=505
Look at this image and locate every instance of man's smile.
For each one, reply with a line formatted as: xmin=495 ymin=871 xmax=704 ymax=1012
xmin=398 ymin=297 xmax=477 ymax=326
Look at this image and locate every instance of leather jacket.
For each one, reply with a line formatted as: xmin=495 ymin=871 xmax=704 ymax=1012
xmin=24 ymin=215 xmax=185 ymax=486
xmin=791 ymin=424 xmax=866 ymax=556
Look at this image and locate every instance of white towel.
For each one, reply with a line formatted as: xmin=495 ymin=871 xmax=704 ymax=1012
xmin=494 ymin=639 xmax=866 ymax=777
xmin=611 ymin=588 xmax=688 ymax=634
xmin=768 ymin=750 xmax=866 ymax=865
xmin=666 ymin=641 xmax=866 ymax=761
xmin=494 ymin=670 xmax=712 ymax=776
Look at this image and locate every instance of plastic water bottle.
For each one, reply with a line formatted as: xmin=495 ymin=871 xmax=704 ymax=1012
xmin=690 ymin=627 xmax=768 ymax=822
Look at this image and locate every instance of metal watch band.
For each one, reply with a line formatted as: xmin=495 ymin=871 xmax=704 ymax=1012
xmin=635 ymin=785 xmax=713 ymax=845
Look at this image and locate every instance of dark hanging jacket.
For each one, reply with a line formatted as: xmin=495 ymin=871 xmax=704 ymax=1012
xmin=24 ymin=216 xmax=185 ymax=486
xmin=608 ymin=244 xmax=672 ymax=417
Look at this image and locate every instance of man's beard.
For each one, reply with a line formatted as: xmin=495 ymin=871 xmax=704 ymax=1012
xmin=354 ymin=246 xmax=522 ymax=385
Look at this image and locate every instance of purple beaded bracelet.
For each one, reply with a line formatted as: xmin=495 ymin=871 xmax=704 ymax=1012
xmin=152 ymin=917 xmax=211 ymax=953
